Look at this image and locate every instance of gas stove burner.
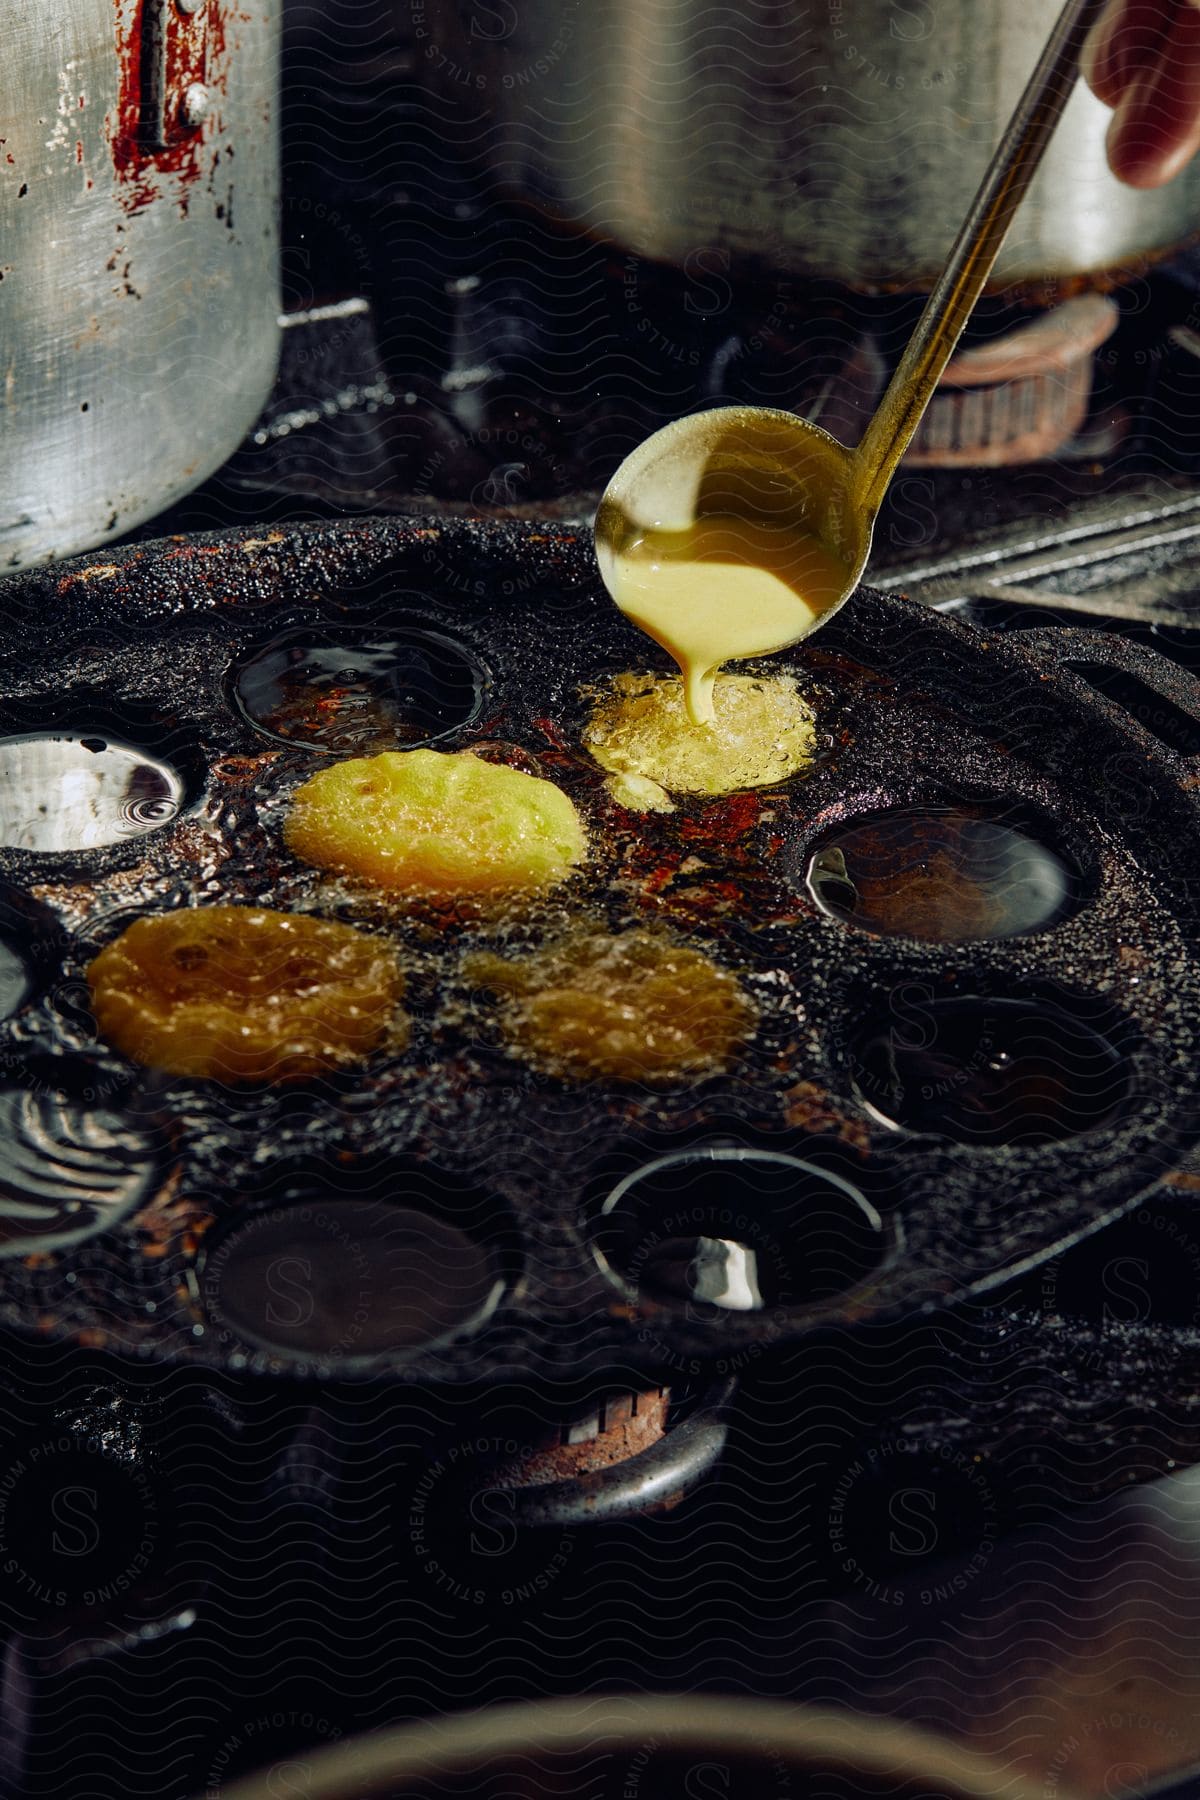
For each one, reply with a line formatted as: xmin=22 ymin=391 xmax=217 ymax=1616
xmin=505 ymin=1388 xmax=671 ymax=1482
xmin=475 ymin=1381 xmax=737 ymax=1524
xmin=905 ymin=294 xmax=1121 ymax=468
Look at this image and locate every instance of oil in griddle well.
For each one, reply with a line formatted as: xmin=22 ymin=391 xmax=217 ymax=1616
xmin=597 ymin=1150 xmax=887 ymax=1315
xmin=804 ymin=806 xmax=1078 ymax=943
xmin=0 ymin=939 xmax=29 ymax=1019
xmin=232 ymin=627 xmax=488 ymax=754
xmin=851 ymin=997 xmax=1131 ymax=1145
xmin=0 ymin=1085 xmax=157 ymax=1253
xmin=0 ymin=734 xmax=183 ymax=852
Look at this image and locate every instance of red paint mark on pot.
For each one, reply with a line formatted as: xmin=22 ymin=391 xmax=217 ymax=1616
xmin=108 ymin=0 xmax=229 ymax=216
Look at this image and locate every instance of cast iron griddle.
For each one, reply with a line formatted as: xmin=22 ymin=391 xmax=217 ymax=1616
xmin=0 ymin=514 xmax=1194 ymax=1387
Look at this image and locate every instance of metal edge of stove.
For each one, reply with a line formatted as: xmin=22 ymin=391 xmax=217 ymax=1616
xmin=240 ymin=299 xmax=1200 ymax=620
xmin=874 ymin=477 xmax=1200 ymax=625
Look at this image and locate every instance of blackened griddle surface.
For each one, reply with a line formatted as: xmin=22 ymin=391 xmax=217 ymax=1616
xmin=0 ymin=515 xmax=1195 ymax=1386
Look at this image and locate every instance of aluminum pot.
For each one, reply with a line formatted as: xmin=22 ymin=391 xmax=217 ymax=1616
xmin=213 ymin=1694 xmax=1079 ymax=1800
xmin=435 ymin=0 xmax=1200 ymax=289
xmin=1 ymin=0 xmax=280 ymax=571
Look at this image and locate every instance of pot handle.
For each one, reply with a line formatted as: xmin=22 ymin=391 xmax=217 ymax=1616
xmin=139 ymin=0 xmax=212 ymax=151
xmin=1012 ymin=626 xmax=1200 ymax=766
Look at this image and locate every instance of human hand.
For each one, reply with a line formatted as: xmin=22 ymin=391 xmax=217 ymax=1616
xmin=1083 ymin=0 xmax=1200 ymax=186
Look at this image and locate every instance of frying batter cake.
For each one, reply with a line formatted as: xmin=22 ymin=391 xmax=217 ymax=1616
xmin=88 ymin=905 xmax=406 ymax=1083
xmin=584 ymin=670 xmax=817 ymax=800
xmin=284 ymin=748 xmax=587 ymax=896
xmin=464 ymin=928 xmax=755 ymax=1085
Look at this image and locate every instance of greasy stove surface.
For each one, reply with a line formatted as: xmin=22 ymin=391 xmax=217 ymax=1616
xmin=7 ymin=1302 xmax=1200 ymax=1800
xmin=0 ymin=517 xmax=1197 ymax=1393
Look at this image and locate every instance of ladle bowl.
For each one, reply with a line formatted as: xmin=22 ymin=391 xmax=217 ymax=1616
xmin=594 ymin=406 xmax=869 ymax=660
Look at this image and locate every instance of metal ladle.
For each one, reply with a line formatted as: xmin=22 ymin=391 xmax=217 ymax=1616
xmin=593 ymin=0 xmax=1110 ymax=678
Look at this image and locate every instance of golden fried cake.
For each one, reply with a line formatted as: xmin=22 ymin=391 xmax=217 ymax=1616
xmin=464 ymin=928 xmax=754 ymax=1084
xmin=284 ymin=748 xmax=586 ymax=896
xmin=88 ymin=905 xmax=404 ymax=1083
xmin=584 ymin=670 xmax=816 ymax=799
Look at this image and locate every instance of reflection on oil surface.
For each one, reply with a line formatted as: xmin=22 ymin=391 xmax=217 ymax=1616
xmin=598 ymin=1148 xmax=886 ymax=1314
xmin=805 ymin=806 xmax=1077 ymax=943
xmin=852 ymin=996 xmax=1131 ymax=1145
xmin=0 ymin=733 xmax=183 ymax=852
xmin=0 ymin=1084 xmax=158 ymax=1254
xmin=0 ymin=939 xmax=29 ymax=1020
xmin=640 ymin=1234 xmax=766 ymax=1311
xmin=233 ymin=628 xmax=487 ymax=754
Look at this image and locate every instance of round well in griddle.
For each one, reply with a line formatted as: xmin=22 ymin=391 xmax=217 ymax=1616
xmin=1038 ymin=1197 xmax=1200 ymax=1330
xmin=594 ymin=1150 xmax=887 ymax=1317
xmin=199 ymin=1166 xmax=512 ymax=1363
xmin=802 ymin=804 xmax=1080 ymax=943
xmin=0 ymin=733 xmax=184 ymax=852
xmin=0 ymin=941 xmax=29 ymax=1020
xmin=230 ymin=625 xmax=489 ymax=754
xmin=850 ymin=995 xmax=1135 ymax=1146
xmin=0 ymin=889 xmax=57 ymax=1019
xmin=391 ymin=1738 xmax=983 ymax=1800
xmin=282 ymin=1699 xmax=1058 ymax=1800
xmin=0 ymin=1076 xmax=160 ymax=1256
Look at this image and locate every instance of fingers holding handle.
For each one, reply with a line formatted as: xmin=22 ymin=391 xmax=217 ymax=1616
xmin=1082 ymin=0 xmax=1200 ymax=185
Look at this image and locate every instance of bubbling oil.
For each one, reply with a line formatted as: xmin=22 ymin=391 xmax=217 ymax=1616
xmin=608 ymin=516 xmax=851 ymax=725
xmin=585 ymin=669 xmax=817 ymax=797
xmin=464 ymin=928 xmax=755 ymax=1085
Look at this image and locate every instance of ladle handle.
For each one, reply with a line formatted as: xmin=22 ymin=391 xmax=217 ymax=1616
xmin=853 ymin=0 xmax=1110 ymax=516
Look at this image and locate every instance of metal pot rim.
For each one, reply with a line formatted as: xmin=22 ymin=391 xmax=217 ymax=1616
xmin=213 ymin=1693 xmax=1076 ymax=1800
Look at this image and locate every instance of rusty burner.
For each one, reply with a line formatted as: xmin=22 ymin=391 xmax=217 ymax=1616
xmin=476 ymin=1383 xmax=741 ymax=1524
xmin=510 ymin=1389 xmax=671 ymax=1483
xmin=905 ymin=293 xmax=1121 ymax=468
xmin=814 ymin=292 xmax=1123 ymax=470
xmin=0 ymin=516 xmax=1194 ymax=1391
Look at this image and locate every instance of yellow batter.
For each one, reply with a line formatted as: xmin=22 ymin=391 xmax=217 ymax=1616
xmin=607 ymin=516 xmax=850 ymax=725
xmin=464 ymin=928 xmax=754 ymax=1084
xmin=585 ymin=669 xmax=817 ymax=797
xmin=88 ymin=906 xmax=405 ymax=1084
xmin=284 ymin=748 xmax=586 ymax=897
